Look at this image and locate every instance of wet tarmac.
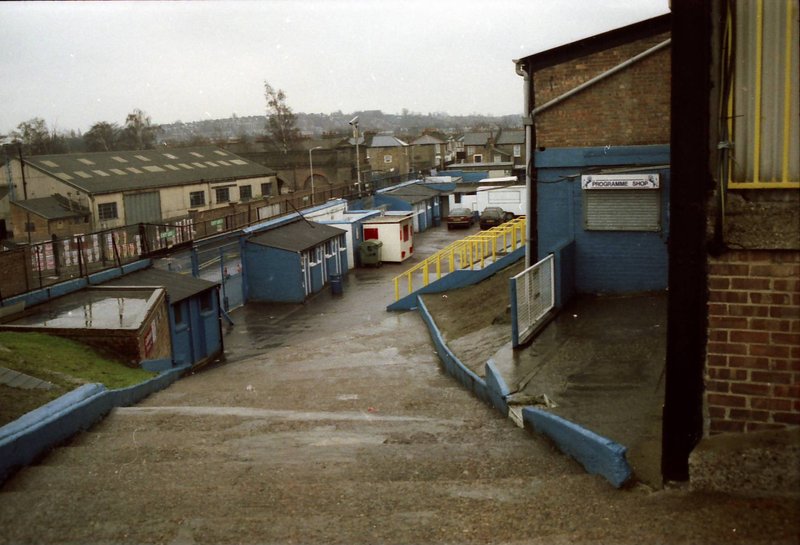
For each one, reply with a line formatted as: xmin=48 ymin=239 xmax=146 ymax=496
xmin=2 ymin=224 xmax=798 ymax=544
xmin=493 ymin=292 xmax=667 ymax=488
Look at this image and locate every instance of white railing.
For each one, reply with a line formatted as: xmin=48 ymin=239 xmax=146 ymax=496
xmin=510 ymin=254 xmax=555 ymax=347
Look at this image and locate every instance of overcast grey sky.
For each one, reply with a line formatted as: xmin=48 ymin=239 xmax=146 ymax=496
xmin=0 ymin=0 xmax=669 ymax=134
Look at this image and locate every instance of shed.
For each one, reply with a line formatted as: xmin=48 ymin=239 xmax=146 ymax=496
xmin=244 ymin=220 xmax=348 ymax=302
xmin=361 ymin=213 xmax=414 ymax=263
xmin=0 ymin=287 xmax=171 ymax=368
xmin=102 ymin=267 xmax=223 ymax=369
xmin=380 ymin=184 xmax=441 ymax=232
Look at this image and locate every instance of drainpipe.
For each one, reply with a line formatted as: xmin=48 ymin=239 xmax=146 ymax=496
xmin=516 ymin=60 xmax=535 ymax=267
xmin=514 ymin=37 xmax=671 ymax=267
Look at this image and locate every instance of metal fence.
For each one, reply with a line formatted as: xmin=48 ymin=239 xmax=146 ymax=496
xmin=510 ymin=254 xmax=554 ymax=348
xmin=1 ymin=177 xmax=421 ymax=304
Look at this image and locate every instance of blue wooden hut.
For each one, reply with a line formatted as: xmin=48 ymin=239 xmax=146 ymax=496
xmin=244 ymin=220 xmax=348 ymax=303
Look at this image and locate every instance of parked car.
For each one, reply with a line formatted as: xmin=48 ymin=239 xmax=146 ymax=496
xmin=479 ymin=206 xmax=508 ymax=230
xmin=446 ymin=207 xmax=475 ymax=229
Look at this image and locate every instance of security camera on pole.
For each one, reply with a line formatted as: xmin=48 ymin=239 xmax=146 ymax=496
xmin=349 ymin=116 xmax=362 ymax=195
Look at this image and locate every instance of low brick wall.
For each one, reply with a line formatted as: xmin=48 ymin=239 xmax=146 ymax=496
xmin=706 ymin=249 xmax=800 ymax=434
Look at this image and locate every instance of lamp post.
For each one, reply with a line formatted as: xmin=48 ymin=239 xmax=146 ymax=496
xmin=308 ymin=146 xmax=323 ymax=205
xmin=349 ymin=116 xmax=362 ymax=194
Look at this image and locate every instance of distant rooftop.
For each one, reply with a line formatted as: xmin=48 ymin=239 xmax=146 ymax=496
xmin=20 ymin=146 xmax=275 ymax=196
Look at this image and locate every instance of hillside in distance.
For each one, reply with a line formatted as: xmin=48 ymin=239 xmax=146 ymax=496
xmin=159 ymin=110 xmax=523 ymax=143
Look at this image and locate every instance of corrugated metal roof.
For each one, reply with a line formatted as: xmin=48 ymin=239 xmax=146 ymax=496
xmin=21 ymin=146 xmax=275 ymax=196
xmin=248 ymin=220 xmax=345 ymax=252
xmin=101 ymin=267 xmax=218 ymax=303
xmin=13 ymin=195 xmax=89 ymax=220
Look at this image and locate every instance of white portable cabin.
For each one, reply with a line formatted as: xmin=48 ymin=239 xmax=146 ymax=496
xmin=475 ymin=185 xmax=526 ymax=216
xmin=361 ymin=213 xmax=414 ymax=263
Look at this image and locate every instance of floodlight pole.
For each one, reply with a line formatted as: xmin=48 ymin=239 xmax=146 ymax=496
xmin=352 ymin=122 xmax=362 ymax=195
xmin=308 ymin=146 xmax=322 ymax=205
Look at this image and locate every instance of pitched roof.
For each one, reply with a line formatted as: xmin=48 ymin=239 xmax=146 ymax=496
xmin=495 ymin=129 xmax=525 ymax=145
xmin=13 ymin=195 xmax=89 ymax=220
xmin=248 ymin=219 xmax=346 ymax=252
xmin=20 ymin=146 xmax=275 ymax=196
xmin=462 ymin=132 xmax=493 ymax=146
xmin=515 ymin=14 xmax=671 ymax=71
xmin=411 ymin=134 xmax=446 ymax=145
xmin=101 ymin=267 xmax=218 ymax=303
xmin=369 ymin=135 xmax=408 ymax=148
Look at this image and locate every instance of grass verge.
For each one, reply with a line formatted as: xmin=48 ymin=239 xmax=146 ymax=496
xmin=0 ymin=331 xmax=156 ymax=427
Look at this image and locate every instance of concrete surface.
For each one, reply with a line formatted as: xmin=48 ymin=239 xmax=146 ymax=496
xmin=491 ymin=292 xmax=666 ymax=488
xmin=0 ymin=225 xmax=798 ymax=544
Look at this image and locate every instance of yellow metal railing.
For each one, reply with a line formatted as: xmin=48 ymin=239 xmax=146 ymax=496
xmin=392 ymin=217 xmax=526 ymax=302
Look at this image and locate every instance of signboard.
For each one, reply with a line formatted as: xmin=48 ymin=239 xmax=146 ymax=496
xmin=581 ymin=174 xmax=660 ymax=190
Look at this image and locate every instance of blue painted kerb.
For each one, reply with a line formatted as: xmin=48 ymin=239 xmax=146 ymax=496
xmin=522 ymin=407 xmax=632 ymax=488
xmin=0 ymin=364 xmax=189 ymax=485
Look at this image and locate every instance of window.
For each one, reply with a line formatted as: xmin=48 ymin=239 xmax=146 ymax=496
xmin=364 ymin=227 xmax=379 ymax=240
xmin=239 ymin=185 xmax=252 ymax=200
xmin=473 ymin=154 xmax=483 ymax=163
xmin=173 ymin=304 xmax=184 ymax=325
xmin=402 ymin=225 xmax=410 ymax=241
xmin=190 ymin=191 xmax=205 ymax=207
xmin=727 ymin=0 xmax=799 ymax=188
xmin=261 ymin=182 xmax=272 ymax=197
xmin=467 ymin=146 xmax=476 ymax=155
xmin=199 ymin=291 xmax=213 ymax=312
xmin=215 ymin=187 xmax=230 ymax=203
xmin=384 ymin=155 xmax=393 ymax=164
xmin=98 ymin=202 xmax=118 ymax=221
xmin=513 ymin=145 xmax=522 ymax=158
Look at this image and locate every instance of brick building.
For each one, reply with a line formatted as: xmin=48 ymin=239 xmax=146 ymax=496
xmin=515 ymin=13 xmax=671 ymax=285
xmin=664 ymin=0 xmax=799 ymax=483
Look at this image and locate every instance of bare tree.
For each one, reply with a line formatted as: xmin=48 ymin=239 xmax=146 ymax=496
xmin=12 ymin=118 xmax=51 ymax=155
xmin=121 ymin=108 xmax=158 ymax=150
xmin=264 ymin=81 xmax=300 ymax=154
xmin=84 ymin=121 xmax=120 ymax=151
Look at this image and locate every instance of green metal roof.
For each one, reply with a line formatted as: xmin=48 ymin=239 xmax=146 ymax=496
xmin=21 ymin=146 xmax=275 ymax=196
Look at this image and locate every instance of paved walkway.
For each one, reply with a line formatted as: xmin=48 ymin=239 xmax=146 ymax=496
xmin=0 ymin=367 xmax=54 ymax=390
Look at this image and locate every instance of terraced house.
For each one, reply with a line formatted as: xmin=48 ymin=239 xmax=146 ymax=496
xmin=4 ymin=146 xmax=276 ymax=242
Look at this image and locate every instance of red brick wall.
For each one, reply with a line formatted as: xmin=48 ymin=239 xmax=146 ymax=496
xmin=533 ymin=32 xmax=671 ymax=148
xmin=706 ymin=250 xmax=800 ymax=434
xmin=0 ymin=247 xmax=31 ymax=299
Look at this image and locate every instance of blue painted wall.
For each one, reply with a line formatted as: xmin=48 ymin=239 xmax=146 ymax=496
xmin=168 ymin=288 xmax=221 ymax=367
xmin=536 ymin=145 xmax=670 ymax=294
xmin=245 ymin=234 xmax=349 ymax=303
xmin=244 ymin=245 xmax=305 ymax=303
xmin=171 ymin=299 xmax=192 ymax=365
xmin=373 ymin=194 xmax=413 ymax=212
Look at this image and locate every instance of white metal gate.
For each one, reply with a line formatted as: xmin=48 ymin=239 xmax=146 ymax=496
xmin=510 ymin=254 xmax=555 ymax=347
